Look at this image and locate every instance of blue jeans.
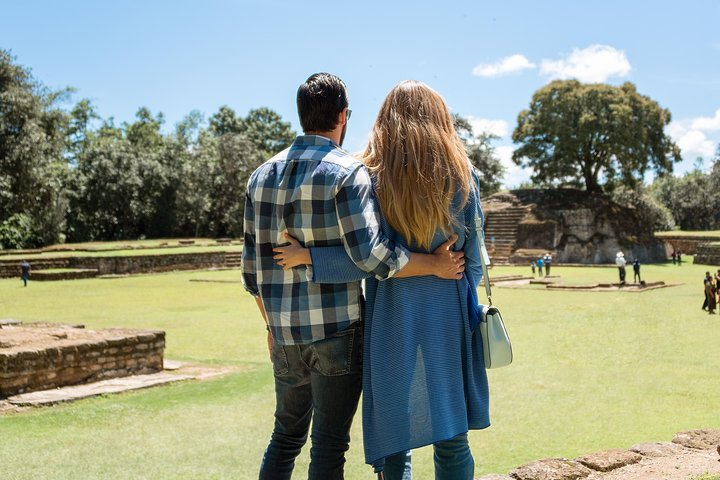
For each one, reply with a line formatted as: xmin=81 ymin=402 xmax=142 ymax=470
xmin=382 ymin=433 xmax=474 ymax=480
xmin=259 ymin=321 xmax=363 ymax=480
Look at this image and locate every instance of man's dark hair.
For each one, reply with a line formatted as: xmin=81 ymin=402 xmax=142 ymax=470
xmin=297 ymin=73 xmax=348 ymax=133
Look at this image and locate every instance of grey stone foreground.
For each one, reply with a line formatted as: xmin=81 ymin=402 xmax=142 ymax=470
xmin=1 ymin=359 xmax=196 ymax=408
xmin=476 ymin=431 xmax=720 ymax=480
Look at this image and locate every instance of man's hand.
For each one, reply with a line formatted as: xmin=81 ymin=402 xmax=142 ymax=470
xmin=267 ymin=330 xmax=273 ymax=359
xmin=431 ymin=234 xmax=465 ymax=280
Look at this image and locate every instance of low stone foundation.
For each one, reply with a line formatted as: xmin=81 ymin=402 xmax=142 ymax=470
xmin=695 ymin=242 xmax=720 ymax=266
xmin=0 ymin=251 xmax=237 ymax=279
xmin=0 ymin=323 xmax=165 ymax=398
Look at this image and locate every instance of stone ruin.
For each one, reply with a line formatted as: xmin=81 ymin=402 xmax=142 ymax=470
xmin=482 ymin=189 xmax=667 ymax=264
xmin=0 ymin=320 xmax=165 ymax=398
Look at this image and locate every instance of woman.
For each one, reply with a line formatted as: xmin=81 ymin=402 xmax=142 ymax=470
xmin=273 ymin=81 xmax=489 ymax=479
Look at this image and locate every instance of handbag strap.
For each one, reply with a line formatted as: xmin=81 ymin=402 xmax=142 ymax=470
xmin=475 ymin=207 xmax=493 ymax=306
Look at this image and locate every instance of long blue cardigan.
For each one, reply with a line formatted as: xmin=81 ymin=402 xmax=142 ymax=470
xmin=309 ymin=172 xmax=490 ymax=469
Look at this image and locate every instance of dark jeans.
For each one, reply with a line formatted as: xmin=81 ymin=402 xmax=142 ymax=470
xmin=259 ymin=321 xmax=363 ymax=480
xmin=634 ymin=271 xmax=641 ymax=283
xmin=383 ymin=432 xmax=475 ymax=480
xmin=21 ymin=274 xmax=28 ymax=287
xmin=618 ymin=267 xmax=626 ymax=283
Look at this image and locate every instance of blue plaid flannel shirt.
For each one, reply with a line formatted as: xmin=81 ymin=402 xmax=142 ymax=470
xmin=241 ymin=135 xmax=410 ymax=345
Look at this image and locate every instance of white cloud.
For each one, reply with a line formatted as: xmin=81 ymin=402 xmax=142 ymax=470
xmin=690 ymin=108 xmax=720 ymax=131
xmin=666 ymin=119 xmax=716 ymax=161
xmin=539 ymin=44 xmax=631 ymax=83
xmin=467 ymin=116 xmax=509 ymax=138
xmin=496 ymin=145 xmax=531 ymax=189
xmin=472 ymin=54 xmax=536 ymax=78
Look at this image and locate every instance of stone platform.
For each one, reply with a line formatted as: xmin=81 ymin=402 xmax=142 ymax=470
xmin=0 ymin=322 xmax=165 ymax=398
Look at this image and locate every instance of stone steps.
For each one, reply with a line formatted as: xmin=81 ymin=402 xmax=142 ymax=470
xmin=483 ymin=206 xmax=530 ymax=264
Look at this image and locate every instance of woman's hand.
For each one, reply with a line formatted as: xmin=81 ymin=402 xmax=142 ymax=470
xmin=431 ymin=234 xmax=465 ymax=280
xmin=273 ymin=232 xmax=311 ymax=269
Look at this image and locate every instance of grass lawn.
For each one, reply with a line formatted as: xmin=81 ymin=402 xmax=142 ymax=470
xmin=655 ymin=230 xmax=720 ymax=238
xmin=1 ymin=261 xmax=719 ymax=479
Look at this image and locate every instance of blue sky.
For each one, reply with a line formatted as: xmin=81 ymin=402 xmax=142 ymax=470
xmin=3 ymin=0 xmax=719 ymax=187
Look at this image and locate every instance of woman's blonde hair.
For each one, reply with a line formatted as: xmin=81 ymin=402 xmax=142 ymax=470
xmin=362 ymin=80 xmax=472 ymax=250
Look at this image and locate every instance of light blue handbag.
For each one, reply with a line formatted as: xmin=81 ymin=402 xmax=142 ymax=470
xmin=475 ymin=209 xmax=513 ymax=369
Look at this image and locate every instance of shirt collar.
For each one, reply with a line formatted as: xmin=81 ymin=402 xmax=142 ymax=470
xmin=292 ymin=134 xmax=341 ymax=149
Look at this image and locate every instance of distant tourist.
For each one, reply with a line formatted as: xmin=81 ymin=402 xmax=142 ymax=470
xmin=704 ymin=273 xmax=716 ymax=314
xmin=616 ymin=252 xmax=627 ymax=284
xmin=544 ymin=253 xmax=552 ymax=276
xmin=531 ymin=260 xmax=536 ymax=276
xmin=536 ymin=256 xmax=544 ymax=277
xmin=632 ymin=259 xmax=641 ymax=284
xmin=702 ymin=271 xmax=714 ymax=312
xmin=671 ymin=250 xmax=676 ymax=264
xmin=20 ymin=260 xmax=30 ymax=287
xmin=677 ymin=250 xmax=682 ymax=264
xmin=716 ymin=270 xmax=720 ymax=306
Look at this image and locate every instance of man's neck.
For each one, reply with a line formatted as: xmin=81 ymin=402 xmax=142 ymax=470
xmin=304 ymin=130 xmax=341 ymax=146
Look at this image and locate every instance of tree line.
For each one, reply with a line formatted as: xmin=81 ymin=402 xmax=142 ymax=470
xmin=1 ymin=49 xmax=718 ymax=249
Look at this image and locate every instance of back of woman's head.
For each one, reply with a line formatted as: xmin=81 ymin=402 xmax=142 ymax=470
xmin=363 ymin=80 xmax=472 ymax=250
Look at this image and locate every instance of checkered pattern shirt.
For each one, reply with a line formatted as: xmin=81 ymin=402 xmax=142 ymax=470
xmin=241 ymin=135 xmax=410 ymax=345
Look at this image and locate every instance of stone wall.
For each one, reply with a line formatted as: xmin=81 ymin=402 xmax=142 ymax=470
xmin=0 ymin=325 xmax=165 ymax=398
xmin=659 ymin=236 xmax=719 ymax=255
xmin=0 ymin=251 xmax=233 ymax=279
xmin=694 ymin=242 xmax=720 ymax=266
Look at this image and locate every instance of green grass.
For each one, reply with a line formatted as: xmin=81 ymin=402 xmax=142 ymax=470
xmin=655 ymin=230 xmax=720 ymax=238
xmin=689 ymin=475 xmax=720 ymax=480
xmin=1 ymin=262 xmax=719 ymax=479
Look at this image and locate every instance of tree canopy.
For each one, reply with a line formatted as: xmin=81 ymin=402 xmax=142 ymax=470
xmin=512 ymin=80 xmax=681 ymax=192
xmin=0 ymin=49 xmax=296 ymax=248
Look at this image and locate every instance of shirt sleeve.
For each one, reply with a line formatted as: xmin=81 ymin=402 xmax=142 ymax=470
xmin=308 ymin=245 xmax=372 ymax=283
xmin=334 ymin=166 xmax=410 ymax=280
xmin=241 ymin=188 xmax=259 ymax=296
xmin=464 ymin=172 xmax=484 ymax=289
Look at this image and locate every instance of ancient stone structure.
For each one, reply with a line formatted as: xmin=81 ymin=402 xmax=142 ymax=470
xmin=655 ymin=234 xmax=720 ymax=255
xmin=0 ymin=323 xmax=165 ymax=398
xmin=694 ymin=242 xmax=720 ymax=266
xmin=482 ymin=189 xmax=666 ymax=264
xmin=0 ymin=251 xmax=239 ymax=279
xmin=476 ymin=429 xmax=720 ymax=480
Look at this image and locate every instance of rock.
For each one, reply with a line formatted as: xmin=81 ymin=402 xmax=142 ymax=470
xmin=575 ymin=449 xmax=642 ymax=472
xmin=672 ymin=430 xmax=720 ymax=450
xmin=630 ymin=442 xmax=686 ymax=458
xmin=510 ymin=458 xmax=592 ymax=480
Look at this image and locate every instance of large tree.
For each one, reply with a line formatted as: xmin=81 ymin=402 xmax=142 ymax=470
xmin=512 ymin=80 xmax=681 ymax=192
xmin=0 ymin=49 xmax=71 ymax=247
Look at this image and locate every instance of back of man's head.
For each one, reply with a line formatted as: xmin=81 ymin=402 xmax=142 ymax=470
xmin=297 ymin=73 xmax=348 ymax=133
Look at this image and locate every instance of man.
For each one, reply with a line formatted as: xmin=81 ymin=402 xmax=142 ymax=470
xmin=702 ymin=271 xmax=714 ymax=311
xmin=544 ymin=253 xmax=552 ymax=276
xmin=632 ymin=258 xmax=641 ymax=284
xmin=241 ymin=73 xmax=463 ymax=480
xmin=616 ymin=251 xmax=626 ymax=284
xmin=20 ymin=260 xmax=30 ymax=287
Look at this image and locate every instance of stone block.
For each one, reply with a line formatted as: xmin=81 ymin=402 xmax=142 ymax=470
xmin=672 ymin=429 xmax=720 ymax=450
xmin=575 ymin=449 xmax=642 ymax=472
xmin=630 ymin=442 xmax=686 ymax=458
xmin=510 ymin=458 xmax=592 ymax=480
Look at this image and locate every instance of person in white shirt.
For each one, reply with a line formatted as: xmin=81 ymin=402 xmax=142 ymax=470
xmin=616 ymin=252 xmax=627 ymax=284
